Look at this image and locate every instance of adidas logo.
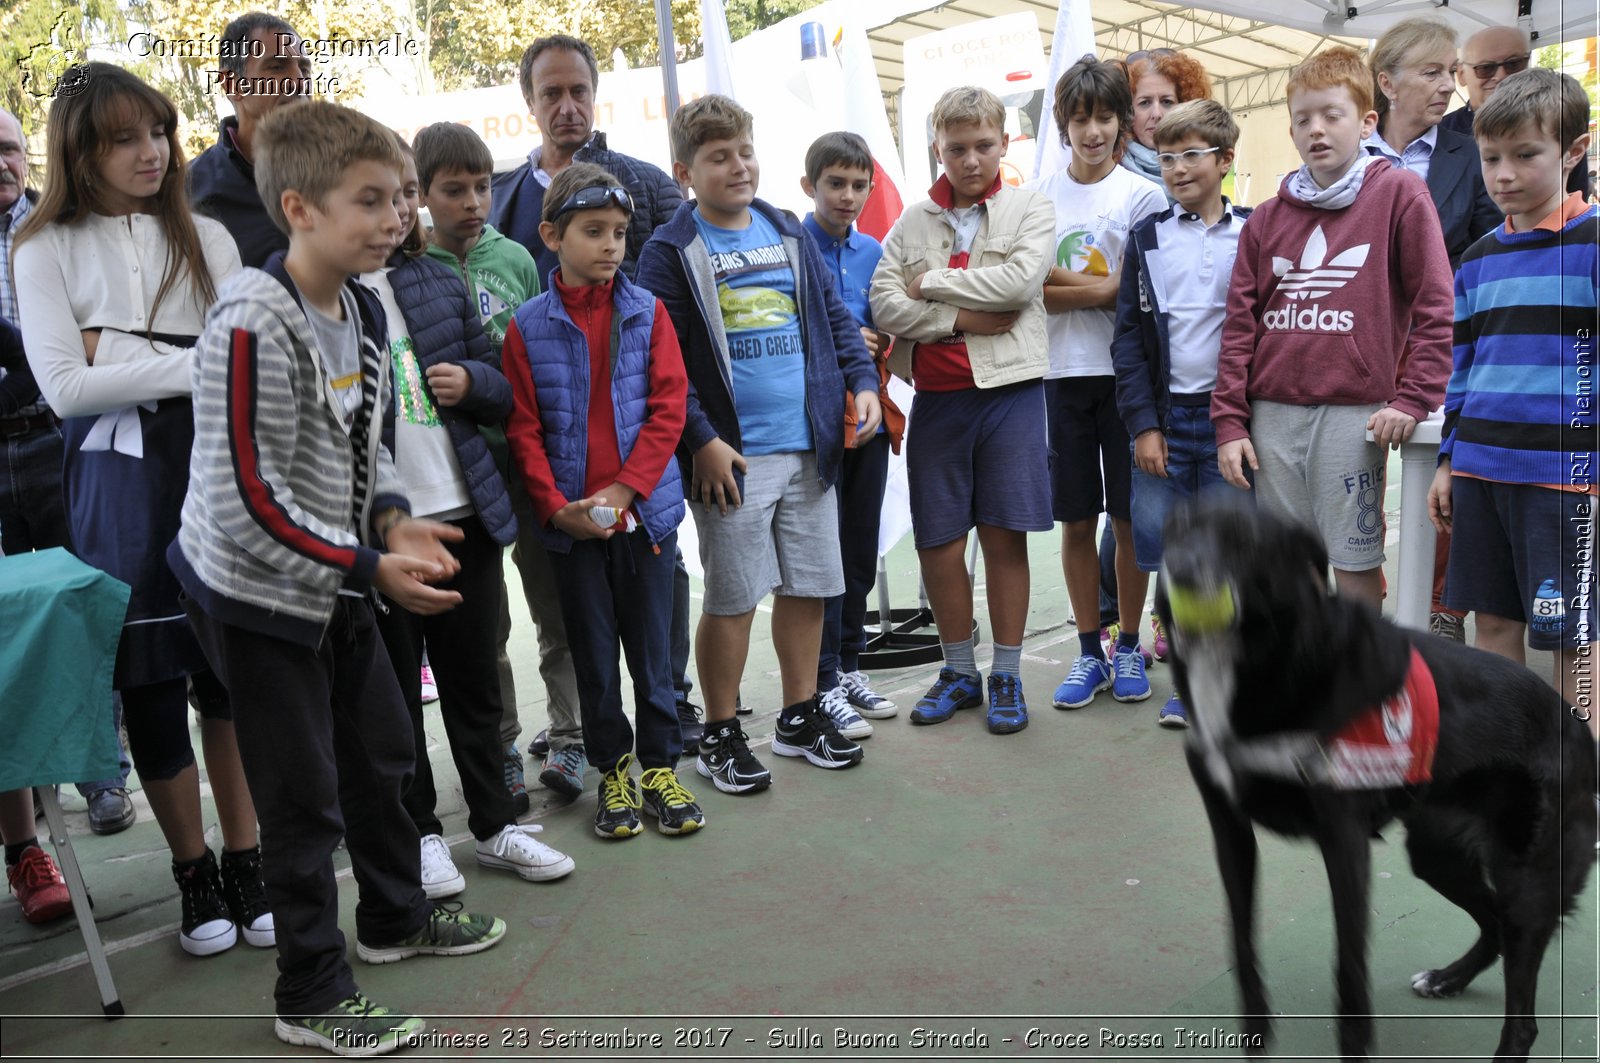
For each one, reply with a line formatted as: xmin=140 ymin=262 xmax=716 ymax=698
xmin=1270 ymin=224 xmax=1369 ymax=302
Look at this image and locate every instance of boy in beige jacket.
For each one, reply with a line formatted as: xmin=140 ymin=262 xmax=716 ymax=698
xmin=870 ymin=85 xmax=1055 ymax=736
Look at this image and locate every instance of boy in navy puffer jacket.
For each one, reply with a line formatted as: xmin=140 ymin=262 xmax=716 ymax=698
xmin=364 ymin=143 xmax=575 ymax=897
xmin=503 ymin=163 xmax=698 ymax=840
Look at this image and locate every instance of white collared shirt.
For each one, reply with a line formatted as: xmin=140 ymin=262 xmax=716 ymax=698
xmin=1146 ymin=202 xmax=1243 ymax=395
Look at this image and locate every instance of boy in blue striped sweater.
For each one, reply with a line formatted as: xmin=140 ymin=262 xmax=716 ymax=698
xmin=1428 ymin=68 xmax=1598 ymax=734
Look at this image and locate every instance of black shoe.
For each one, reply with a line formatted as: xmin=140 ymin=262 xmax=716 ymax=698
xmin=220 ymin=847 xmax=275 ymax=948
xmin=677 ymin=700 xmax=705 ymax=749
xmin=771 ymin=695 xmax=864 ymax=769
xmin=695 ymin=722 xmax=772 ymax=794
xmin=86 ymin=788 xmax=136 ymax=835
xmin=172 ymin=850 xmax=237 ymax=957
xmin=528 ymin=728 xmax=550 ymax=758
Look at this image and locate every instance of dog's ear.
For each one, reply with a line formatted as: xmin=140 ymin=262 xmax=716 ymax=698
xmin=1278 ymin=519 xmax=1331 ymax=593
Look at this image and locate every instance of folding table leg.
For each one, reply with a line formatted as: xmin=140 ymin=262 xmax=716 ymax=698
xmin=38 ymin=790 xmax=124 ymax=1018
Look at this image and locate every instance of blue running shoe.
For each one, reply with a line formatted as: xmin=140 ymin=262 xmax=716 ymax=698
xmin=986 ymin=674 xmax=1028 ymax=735
xmin=1111 ymin=645 xmax=1152 ymax=702
xmin=910 ymin=668 xmax=984 ymax=725
xmin=1157 ymin=691 xmax=1189 ymax=729
xmin=1053 ymin=655 xmax=1112 ymax=709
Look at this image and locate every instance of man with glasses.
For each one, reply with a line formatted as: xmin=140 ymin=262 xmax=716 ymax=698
xmin=1443 ymin=25 xmax=1587 ymax=195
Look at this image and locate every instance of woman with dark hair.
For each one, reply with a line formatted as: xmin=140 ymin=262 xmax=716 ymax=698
xmin=15 ymin=63 xmax=270 ymax=957
xmin=1122 ymin=50 xmax=1214 ymax=194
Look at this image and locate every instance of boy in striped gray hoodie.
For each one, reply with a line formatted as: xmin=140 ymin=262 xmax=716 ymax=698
xmin=169 ymin=101 xmax=506 ymax=1057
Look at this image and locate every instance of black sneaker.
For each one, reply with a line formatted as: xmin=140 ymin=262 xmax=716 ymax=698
xmin=677 ymin=700 xmax=705 ymax=749
xmin=696 ymin=722 xmax=772 ymax=794
xmin=771 ymin=695 xmax=864 ymax=769
xmin=219 ymin=846 xmax=275 ymax=948
xmin=639 ymin=767 xmax=705 ymax=834
xmin=172 ymin=850 xmax=237 ymax=957
xmin=595 ymin=755 xmax=643 ymax=839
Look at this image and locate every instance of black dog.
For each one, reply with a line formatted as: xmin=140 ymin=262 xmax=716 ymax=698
xmin=1157 ymin=497 xmax=1596 ymax=1062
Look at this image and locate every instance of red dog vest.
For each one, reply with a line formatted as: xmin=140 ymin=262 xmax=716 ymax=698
xmin=1322 ymin=647 xmax=1439 ymax=789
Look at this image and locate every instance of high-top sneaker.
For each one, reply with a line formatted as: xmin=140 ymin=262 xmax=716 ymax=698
xmin=172 ymin=850 xmax=237 ymax=957
xmin=220 ymin=846 xmax=276 ymax=948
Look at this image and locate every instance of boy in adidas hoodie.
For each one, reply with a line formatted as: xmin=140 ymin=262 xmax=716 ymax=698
xmin=1212 ymin=46 xmax=1453 ymax=606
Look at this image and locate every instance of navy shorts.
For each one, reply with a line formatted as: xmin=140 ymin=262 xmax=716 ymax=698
xmin=906 ymin=381 xmax=1053 ymax=549
xmin=1443 ymin=476 xmax=1596 ymax=651
xmin=1047 ymin=376 xmax=1132 ymax=524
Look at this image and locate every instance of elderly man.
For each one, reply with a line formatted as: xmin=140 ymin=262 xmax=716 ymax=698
xmin=188 ymin=12 xmax=313 ymax=267
xmin=488 ymin=35 xmax=705 ymax=799
xmin=0 ymin=108 xmax=135 ymax=926
xmin=1444 ymin=25 xmax=1586 ymax=195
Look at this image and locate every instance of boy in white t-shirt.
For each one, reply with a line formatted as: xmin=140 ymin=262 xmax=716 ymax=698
xmin=1026 ymin=56 xmax=1166 ymax=712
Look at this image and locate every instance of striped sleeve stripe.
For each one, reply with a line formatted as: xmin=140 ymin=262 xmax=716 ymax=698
xmin=226 ymin=326 xmax=361 ymax=572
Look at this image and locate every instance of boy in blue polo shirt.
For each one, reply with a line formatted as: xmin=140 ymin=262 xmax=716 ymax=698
xmin=799 ymin=132 xmax=905 ymax=738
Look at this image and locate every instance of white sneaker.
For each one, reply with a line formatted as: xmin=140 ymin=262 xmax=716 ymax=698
xmin=475 ymin=824 xmax=575 ymax=882
xmin=841 ymin=670 xmax=897 ymax=719
xmin=419 ymin=834 xmax=464 ymax=899
xmin=420 ymin=665 xmax=439 ymax=705
xmin=819 ymin=684 xmax=873 ymax=740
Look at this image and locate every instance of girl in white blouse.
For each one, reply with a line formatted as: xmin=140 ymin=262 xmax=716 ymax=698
xmin=15 ymin=63 xmax=271 ymax=958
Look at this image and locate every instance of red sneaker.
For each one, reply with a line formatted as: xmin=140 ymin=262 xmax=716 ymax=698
xmin=8 ymin=846 xmax=72 ymax=924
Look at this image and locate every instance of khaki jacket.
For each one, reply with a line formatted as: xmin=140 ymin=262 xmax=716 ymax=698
xmin=870 ymin=184 xmax=1054 ymax=388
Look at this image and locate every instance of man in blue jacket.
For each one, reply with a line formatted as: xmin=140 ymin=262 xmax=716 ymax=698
xmin=491 ymin=34 xmax=710 ymax=759
xmin=188 ymin=13 xmax=312 ymax=268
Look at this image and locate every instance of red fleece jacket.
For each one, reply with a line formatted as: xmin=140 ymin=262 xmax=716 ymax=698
xmin=1210 ymin=160 xmax=1454 ymax=446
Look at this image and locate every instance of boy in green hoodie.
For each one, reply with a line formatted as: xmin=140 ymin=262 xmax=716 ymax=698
xmin=412 ymin=122 xmax=585 ymax=814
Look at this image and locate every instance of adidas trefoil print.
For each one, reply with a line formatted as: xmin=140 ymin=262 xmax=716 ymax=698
xmin=1263 ymin=226 xmax=1369 ymax=333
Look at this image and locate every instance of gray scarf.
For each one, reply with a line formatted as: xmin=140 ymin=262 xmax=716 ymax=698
xmin=1287 ymin=151 xmax=1380 ymax=210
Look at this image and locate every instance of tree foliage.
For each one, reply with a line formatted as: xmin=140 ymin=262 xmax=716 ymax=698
xmin=0 ymin=0 xmax=827 ymax=170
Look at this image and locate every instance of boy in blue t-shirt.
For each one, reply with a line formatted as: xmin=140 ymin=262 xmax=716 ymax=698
xmin=799 ymin=132 xmax=905 ymax=738
xmin=637 ymin=95 xmax=882 ymax=797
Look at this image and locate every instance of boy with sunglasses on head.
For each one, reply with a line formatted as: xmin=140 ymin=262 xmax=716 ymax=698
xmin=503 ymin=163 xmax=700 ymax=839
xmin=1109 ymin=100 xmax=1252 ymax=729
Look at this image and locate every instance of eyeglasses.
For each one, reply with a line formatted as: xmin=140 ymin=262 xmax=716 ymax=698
xmin=1467 ymin=54 xmax=1530 ymax=80
xmin=551 ymin=185 xmax=633 ymax=220
xmin=1156 ymin=146 xmax=1222 ymax=170
xmin=1125 ymin=47 xmax=1176 ymax=65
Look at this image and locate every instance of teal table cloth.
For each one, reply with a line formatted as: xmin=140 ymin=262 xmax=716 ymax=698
xmin=0 ymin=548 xmax=129 ymax=792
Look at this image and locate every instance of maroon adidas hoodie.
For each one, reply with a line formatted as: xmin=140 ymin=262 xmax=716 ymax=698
xmin=1210 ymin=159 xmax=1453 ymax=447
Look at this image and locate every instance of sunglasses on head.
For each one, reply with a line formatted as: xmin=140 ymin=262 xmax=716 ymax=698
xmin=1468 ymin=54 xmax=1530 ymax=80
xmin=1125 ymin=47 xmax=1176 ymax=65
xmin=551 ymin=185 xmax=633 ymax=220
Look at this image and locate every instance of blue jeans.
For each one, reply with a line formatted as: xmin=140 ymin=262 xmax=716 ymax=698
xmin=1130 ymin=404 xmax=1227 ymax=573
xmin=0 ymin=422 xmax=128 ymax=793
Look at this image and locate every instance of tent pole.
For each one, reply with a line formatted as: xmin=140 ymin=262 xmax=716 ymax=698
xmin=654 ymin=0 xmax=682 ymax=118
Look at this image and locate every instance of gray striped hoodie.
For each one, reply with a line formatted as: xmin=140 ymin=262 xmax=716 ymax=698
xmin=169 ymin=258 xmax=410 ymax=647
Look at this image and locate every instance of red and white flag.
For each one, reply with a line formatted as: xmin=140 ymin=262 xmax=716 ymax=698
xmin=831 ymin=21 xmax=904 ymax=241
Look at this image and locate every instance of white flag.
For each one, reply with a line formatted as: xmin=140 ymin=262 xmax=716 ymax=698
xmin=1032 ymin=0 xmax=1096 ymax=180
xmin=701 ymin=0 xmax=737 ymax=99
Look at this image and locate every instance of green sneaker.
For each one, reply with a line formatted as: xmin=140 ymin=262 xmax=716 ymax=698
xmin=355 ymin=902 xmax=507 ymax=965
xmin=274 ymin=993 xmax=424 ymax=1056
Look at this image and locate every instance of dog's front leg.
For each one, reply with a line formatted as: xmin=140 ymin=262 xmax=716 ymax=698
xmin=1314 ymin=797 xmax=1376 ymax=1062
xmin=1191 ymin=762 xmax=1272 ymax=1055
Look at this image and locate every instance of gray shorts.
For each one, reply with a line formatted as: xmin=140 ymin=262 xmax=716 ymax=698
xmin=691 ymin=451 xmax=844 ymax=615
xmin=1251 ymin=400 xmax=1386 ymax=571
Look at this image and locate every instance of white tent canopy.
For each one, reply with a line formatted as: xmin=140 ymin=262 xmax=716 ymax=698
xmin=865 ymin=0 xmax=1594 ymax=123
